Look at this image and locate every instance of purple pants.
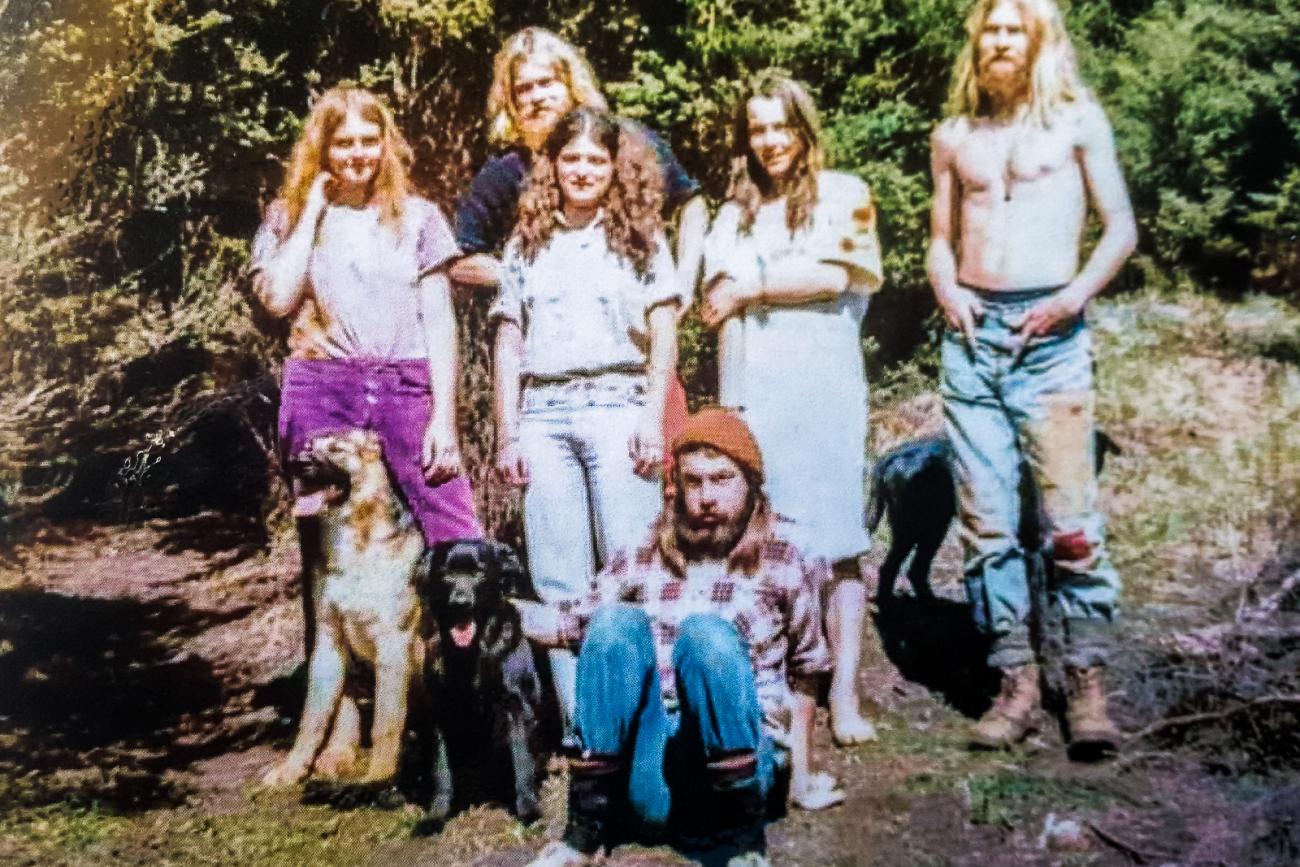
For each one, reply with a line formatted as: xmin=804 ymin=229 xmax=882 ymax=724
xmin=277 ymin=357 xmax=483 ymax=544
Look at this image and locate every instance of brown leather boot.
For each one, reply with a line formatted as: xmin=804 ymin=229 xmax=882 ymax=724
xmin=969 ymin=663 xmax=1041 ymax=750
xmin=1065 ymin=666 xmax=1122 ymax=760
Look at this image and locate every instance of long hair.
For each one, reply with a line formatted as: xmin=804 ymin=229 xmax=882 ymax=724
xmin=946 ymin=0 xmax=1089 ymax=126
xmin=514 ymin=108 xmax=664 ymax=279
xmin=486 ymin=27 xmax=608 ymax=147
xmin=726 ymin=70 xmax=825 ymax=235
xmin=279 ymin=87 xmax=412 ymax=234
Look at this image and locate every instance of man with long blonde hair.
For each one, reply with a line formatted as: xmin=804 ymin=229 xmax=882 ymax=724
xmin=451 ymin=27 xmax=705 ymax=292
xmin=927 ymin=0 xmax=1137 ymax=757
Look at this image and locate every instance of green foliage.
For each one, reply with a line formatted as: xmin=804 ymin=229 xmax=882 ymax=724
xmin=1101 ymin=0 xmax=1300 ymax=289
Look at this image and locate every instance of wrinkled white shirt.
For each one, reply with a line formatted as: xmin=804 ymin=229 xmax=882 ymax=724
xmin=492 ymin=216 xmax=684 ymax=378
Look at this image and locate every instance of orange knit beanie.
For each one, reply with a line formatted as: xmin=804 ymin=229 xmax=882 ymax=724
xmin=670 ymin=406 xmax=764 ymax=482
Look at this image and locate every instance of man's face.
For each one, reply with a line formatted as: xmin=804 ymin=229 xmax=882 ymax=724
xmin=746 ymin=96 xmax=805 ymax=184
xmin=512 ymin=58 xmax=574 ymax=146
xmin=676 ymin=449 xmax=753 ymax=558
xmin=977 ymin=1 xmax=1031 ymax=92
xmin=325 ymin=109 xmax=383 ymax=193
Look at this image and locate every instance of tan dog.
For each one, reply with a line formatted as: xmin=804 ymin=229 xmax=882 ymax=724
xmin=263 ymin=429 xmax=427 ymax=787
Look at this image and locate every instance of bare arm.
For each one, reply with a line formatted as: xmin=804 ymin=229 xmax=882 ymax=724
xmin=493 ymin=319 xmax=528 ymax=486
xmin=449 ymin=253 xmax=502 ymax=290
xmin=927 ymin=124 xmax=984 ymax=341
xmin=514 ymin=599 xmax=561 ymax=646
xmin=1068 ymin=105 xmax=1138 ymax=304
xmin=252 ymin=174 xmax=330 ymax=317
xmin=674 ymin=195 xmax=708 ymax=310
xmin=702 ymin=258 xmax=849 ymax=328
xmin=1014 ymin=105 xmax=1138 ymax=338
xmin=418 ymin=270 xmax=463 ymax=483
xmin=630 ymin=301 xmax=680 ymax=477
xmin=788 ymin=681 xmax=816 ymax=789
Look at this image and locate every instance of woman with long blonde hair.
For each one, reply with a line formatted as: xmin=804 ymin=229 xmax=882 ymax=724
xmin=251 ymin=89 xmax=482 ymax=778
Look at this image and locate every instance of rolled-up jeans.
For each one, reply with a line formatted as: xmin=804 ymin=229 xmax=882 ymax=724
xmin=520 ymin=372 xmax=664 ymax=725
xmin=277 ymin=358 xmax=482 ymax=543
xmin=573 ymin=607 xmax=774 ymax=833
xmin=940 ymin=289 xmax=1121 ymax=670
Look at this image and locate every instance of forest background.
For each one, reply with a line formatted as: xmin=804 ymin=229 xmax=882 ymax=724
xmin=2 ymin=0 xmax=1299 ymax=540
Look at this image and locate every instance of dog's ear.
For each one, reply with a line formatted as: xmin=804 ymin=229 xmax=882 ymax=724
xmin=422 ymin=541 xmax=458 ymax=583
xmin=488 ymin=541 xmax=529 ymax=598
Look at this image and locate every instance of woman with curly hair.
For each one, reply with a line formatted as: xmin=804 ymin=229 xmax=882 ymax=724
xmin=251 ymin=87 xmax=482 ymax=701
xmin=702 ymin=71 xmax=885 ymax=747
xmin=491 ymin=107 xmax=683 ymax=729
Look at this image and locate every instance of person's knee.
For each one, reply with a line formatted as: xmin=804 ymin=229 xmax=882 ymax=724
xmin=582 ymin=606 xmax=653 ymax=658
xmin=674 ymin=614 xmax=746 ymax=673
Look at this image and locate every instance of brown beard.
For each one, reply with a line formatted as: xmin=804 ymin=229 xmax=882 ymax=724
xmin=977 ymin=57 xmax=1029 ymax=109
xmin=674 ymin=492 xmax=757 ymax=561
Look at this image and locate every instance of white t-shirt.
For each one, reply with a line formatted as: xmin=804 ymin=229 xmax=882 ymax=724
xmin=491 ymin=216 xmax=684 ymax=378
xmin=251 ymin=195 xmax=458 ymax=360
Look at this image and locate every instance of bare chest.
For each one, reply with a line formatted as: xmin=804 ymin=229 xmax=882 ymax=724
xmin=954 ymin=123 xmax=1080 ymax=199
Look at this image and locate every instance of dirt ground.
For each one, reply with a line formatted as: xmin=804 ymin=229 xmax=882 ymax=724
xmin=2 ymin=292 xmax=1298 ymax=866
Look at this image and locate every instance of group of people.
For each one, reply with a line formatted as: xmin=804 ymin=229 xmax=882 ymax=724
xmin=250 ymin=0 xmax=1136 ymax=862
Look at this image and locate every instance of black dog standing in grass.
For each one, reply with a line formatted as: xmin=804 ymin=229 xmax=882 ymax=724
xmin=867 ymin=431 xmax=1120 ymax=604
xmin=414 ymin=539 xmax=544 ymax=835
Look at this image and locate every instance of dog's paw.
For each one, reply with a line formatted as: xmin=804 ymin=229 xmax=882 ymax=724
xmin=261 ymin=760 xmax=309 ymax=788
xmin=411 ymin=811 xmax=446 ymax=838
xmin=312 ymin=747 xmax=360 ymax=780
xmin=515 ymin=793 xmax=542 ymax=825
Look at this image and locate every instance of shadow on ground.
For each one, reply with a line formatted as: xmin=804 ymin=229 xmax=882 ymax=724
xmin=874 ymin=594 xmax=998 ymax=719
xmin=0 ymin=588 xmax=232 ymax=809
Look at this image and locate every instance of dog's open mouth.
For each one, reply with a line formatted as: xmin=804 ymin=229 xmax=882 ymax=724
xmin=450 ymin=617 xmax=477 ymax=649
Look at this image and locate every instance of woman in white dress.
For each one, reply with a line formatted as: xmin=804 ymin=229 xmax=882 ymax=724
xmin=701 ymin=71 xmax=884 ymax=746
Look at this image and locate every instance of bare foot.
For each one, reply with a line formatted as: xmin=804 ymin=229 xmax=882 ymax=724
xmin=791 ymin=771 xmax=845 ymax=811
xmin=261 ymin=758 xmax=309 ymax=787
xmin=312 ymin=747 xmax=359 ymax=779
xmin=830 ymin=706 xmax=878 ymax=746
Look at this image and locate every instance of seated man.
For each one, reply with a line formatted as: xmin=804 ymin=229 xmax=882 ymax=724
xmin=517 ymin=407 xmax=842 ymax=867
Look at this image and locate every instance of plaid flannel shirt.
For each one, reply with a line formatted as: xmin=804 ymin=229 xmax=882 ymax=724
xmin=556 ymin=519 xmax=832 ymax=737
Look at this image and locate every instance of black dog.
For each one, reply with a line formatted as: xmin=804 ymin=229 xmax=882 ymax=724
xmin=867 ymin=431 xmax=1120 ymax=602
xmin=414 ymin=539 xmax=543 ymax=835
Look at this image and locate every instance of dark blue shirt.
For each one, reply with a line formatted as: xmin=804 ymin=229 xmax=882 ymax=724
xmin=455 ymin=124 xmax=700 ymax=255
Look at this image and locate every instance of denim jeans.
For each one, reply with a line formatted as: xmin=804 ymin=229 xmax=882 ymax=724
xmin=940 ymin=290 xmax=1121 ymax=669
xmin=572 ymin=607 xmax=774 ymax=832
xmin=277 ymin=358 xmax=482 ymax=544
xmin=520 ymin=373 xmax=665 ymax=725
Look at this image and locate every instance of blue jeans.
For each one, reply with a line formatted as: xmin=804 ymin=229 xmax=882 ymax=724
xmin=573 ymin=607 xmax=774 ymax=833
xmin=940 ymin=290 xmax=1121 ymax=669
xmin=521 ymin=374 xmax=664 ymax=730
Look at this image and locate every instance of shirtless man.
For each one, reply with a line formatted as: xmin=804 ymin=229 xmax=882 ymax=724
xmin=928 ymin=0 xmax=1137 ymax=758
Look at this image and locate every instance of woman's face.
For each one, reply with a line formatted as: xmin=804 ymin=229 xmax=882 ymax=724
xmin=512 ymin=58 xmax=574 ymax=146
xmin=556 ymin=133 xmax=613 ymax=213
xmin=326 ymin=109 xmax=384 ymax=192
xmin=746 ymin=95 xmax=804 ymax=184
